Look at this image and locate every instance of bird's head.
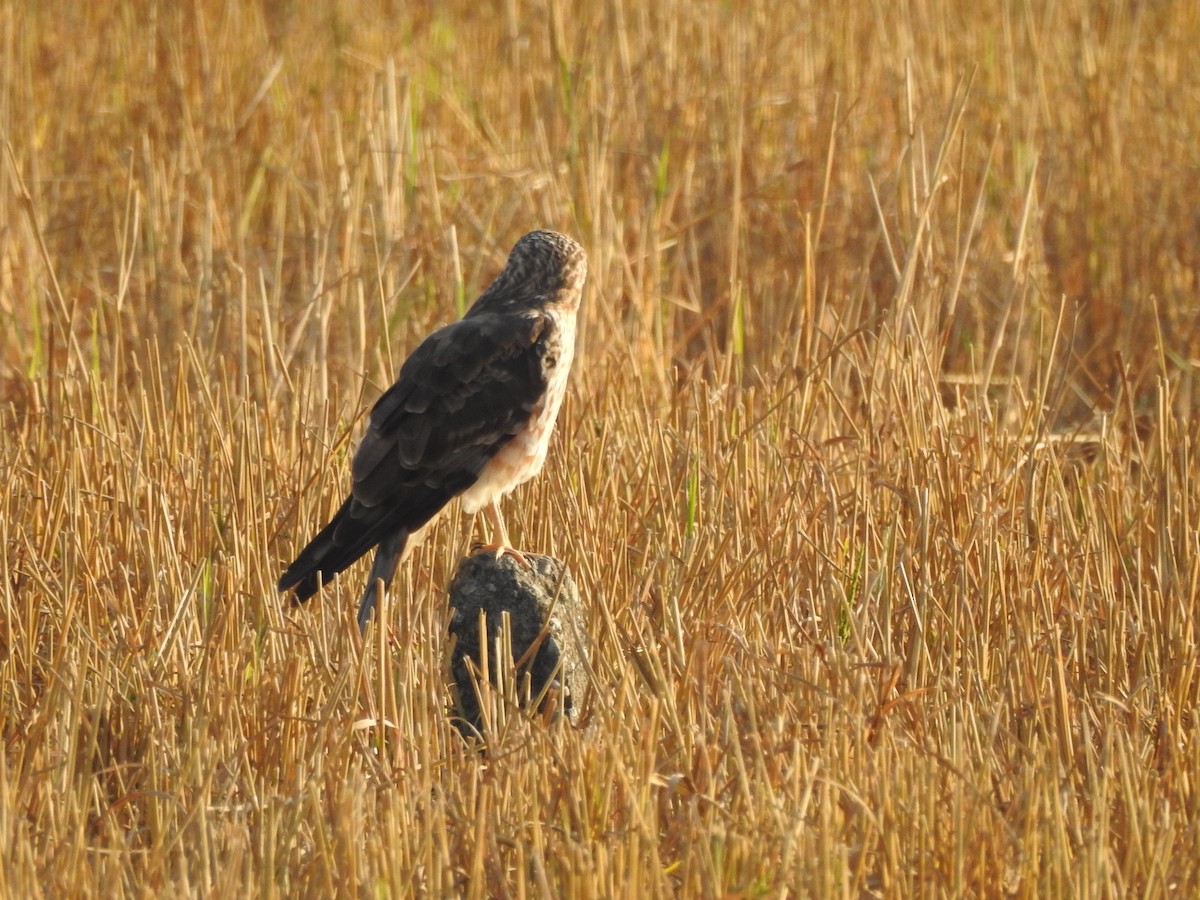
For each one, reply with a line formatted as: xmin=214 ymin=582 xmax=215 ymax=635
xmin=468 ymin=230 xmax=587 ymax=316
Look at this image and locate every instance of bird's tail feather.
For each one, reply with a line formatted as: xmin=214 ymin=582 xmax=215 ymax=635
xmin=279 ymin=482 xmax=453 ymax=605
xmin=278 ymin=497 xmax=389 ymax=603
xmin=355 ymin=532 xmax=409 ymax=632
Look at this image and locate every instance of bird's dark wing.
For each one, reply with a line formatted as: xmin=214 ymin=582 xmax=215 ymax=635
xmin=278 ymin=311 xmax=550 ymax=601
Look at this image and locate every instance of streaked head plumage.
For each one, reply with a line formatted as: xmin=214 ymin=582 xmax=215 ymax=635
xmin=468 ymin=230 xmax=587 ymax=316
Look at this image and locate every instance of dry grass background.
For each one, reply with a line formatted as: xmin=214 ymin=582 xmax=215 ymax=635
xmin=2 ymin=0 xmax=1199 ymax=895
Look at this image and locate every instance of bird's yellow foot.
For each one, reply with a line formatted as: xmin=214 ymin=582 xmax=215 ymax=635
xmin=470 ymin=542 xmax=533 ymax=569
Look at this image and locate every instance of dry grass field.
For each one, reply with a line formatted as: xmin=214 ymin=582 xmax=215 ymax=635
xmin=3 ymin=1 xmax=1200 ymax=895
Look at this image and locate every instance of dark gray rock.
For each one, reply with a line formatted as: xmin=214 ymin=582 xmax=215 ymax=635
xmin=447 ymin=550 xmax=590 ymax=734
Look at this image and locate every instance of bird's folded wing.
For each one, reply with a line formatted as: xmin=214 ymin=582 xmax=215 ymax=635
xmin=349 ymin=311 xmax=550 ymax=512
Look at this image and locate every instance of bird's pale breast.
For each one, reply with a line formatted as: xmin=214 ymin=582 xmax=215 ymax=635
xmin=459 ymin=310 xmax=576 ymax=514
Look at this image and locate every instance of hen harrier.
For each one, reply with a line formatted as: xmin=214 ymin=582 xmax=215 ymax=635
xmin=278 ymin=230 xmax=587 ymax=631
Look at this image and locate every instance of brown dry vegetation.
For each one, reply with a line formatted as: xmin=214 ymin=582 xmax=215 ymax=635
xmin=2 ymin=0 xmax=1199 ymax=896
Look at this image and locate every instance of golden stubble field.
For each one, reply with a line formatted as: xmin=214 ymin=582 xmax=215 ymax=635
xmin=2 ymin=1 xmax=1199 ymax=896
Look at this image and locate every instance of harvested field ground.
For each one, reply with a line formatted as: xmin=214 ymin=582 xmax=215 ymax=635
xmin=2 ymin=2 xmax=1199 ymax=896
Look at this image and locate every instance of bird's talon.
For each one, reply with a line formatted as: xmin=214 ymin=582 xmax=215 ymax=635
xmin=471 ymin=542 xmax=532 ymax=568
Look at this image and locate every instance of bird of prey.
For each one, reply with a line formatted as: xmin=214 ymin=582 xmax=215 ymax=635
xmin=278 ymin=230 xmax=587 ymax=631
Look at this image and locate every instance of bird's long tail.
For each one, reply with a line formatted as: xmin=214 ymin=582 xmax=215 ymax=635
xmin=355 ymin=532 xmax=408 ymax=632
xmin=278 ymin=497 xmax=406 ymax=605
